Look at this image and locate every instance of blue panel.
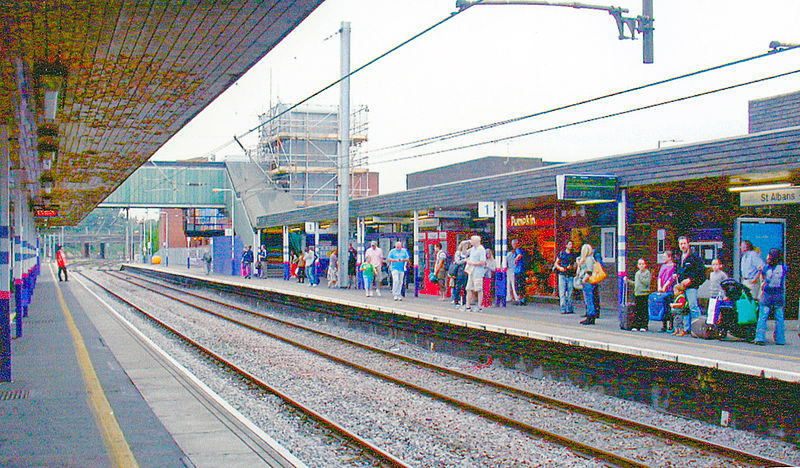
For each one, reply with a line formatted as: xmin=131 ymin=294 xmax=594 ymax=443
xmin=740 ymin=221 xmax=784 ymax=260
xmin=213 ymin=236 xmax=243 ymax=276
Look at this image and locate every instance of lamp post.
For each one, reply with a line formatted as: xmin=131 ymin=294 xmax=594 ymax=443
xmin=212 ymin=188 xmax=236 ymax=276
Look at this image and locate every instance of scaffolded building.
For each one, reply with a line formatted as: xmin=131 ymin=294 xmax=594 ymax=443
xmin=257 ymin=103 xmax=375 ymax=206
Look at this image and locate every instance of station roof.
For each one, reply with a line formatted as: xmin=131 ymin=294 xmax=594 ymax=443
xmin=0 ymin=0 xmax=324 ymax=225
xmin=256 ymin=126 xmax=800 ymax=228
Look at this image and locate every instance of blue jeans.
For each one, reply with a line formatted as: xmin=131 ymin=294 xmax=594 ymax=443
xmin=756 ymin=303 xmax=785 ymax=344
xmin=558 ymin=274 xmax=574 ymax=313
xmin=682 ymin=287 xmax=702 ymax=332
xmin=582 ymin=283 xmax=597 ymax=318
xmin=391 ymin=269 xmax=405 ymax=298
xmin=305 ymin=265 xmax=318 ymax=285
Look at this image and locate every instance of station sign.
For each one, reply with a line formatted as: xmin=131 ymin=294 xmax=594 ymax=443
xmin=556 ymin=174 xmax=618 ymax=201
xmin=33 ymin=205 xmax=60 ymax=218
xmin=34 ymin=209 xmax=59 ymax=218
xmin=740 ymin=187 xmax=800 ymax=207
xmin=430 ymin=210 xmax=470 ymax=219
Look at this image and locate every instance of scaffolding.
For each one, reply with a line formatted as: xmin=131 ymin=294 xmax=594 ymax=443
xmin=257 ymin=103 xmax=371 ymax=206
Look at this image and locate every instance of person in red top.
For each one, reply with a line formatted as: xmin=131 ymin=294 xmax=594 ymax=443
xmin=56 ymin=246 xmax=68 ymax=282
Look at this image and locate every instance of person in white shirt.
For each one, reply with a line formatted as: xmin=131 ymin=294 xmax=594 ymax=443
xmin=364 ymin=240 xmax=384 ymax=296
xmin=464 ymin=235 xmax=487 ymax=312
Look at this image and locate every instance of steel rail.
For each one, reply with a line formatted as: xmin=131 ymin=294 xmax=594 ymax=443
xmin=80 ymin=272 xmax=412 ymax=468
xmin=104 ymin=271 xmax=651 ymax=467
xmin=114 ymin=268 xmax=792 ymax=468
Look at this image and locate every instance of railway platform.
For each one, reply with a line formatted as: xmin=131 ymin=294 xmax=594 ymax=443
xmin=0 ymin=264 xmax=303 ymax=467
xmin=125 ymin=263 xmax=800 ymax=384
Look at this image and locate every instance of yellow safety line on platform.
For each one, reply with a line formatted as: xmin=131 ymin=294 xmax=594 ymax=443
xmin=50 ymin=264 xmax=139 ymax=468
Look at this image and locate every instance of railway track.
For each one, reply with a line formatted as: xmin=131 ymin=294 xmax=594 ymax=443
xmin=95 ymin=269 xmax=790 ymax=467
xmin=79 ymin=271 xmax=409 ymax=468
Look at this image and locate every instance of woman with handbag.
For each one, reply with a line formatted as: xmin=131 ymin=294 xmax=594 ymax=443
xmin=576 ymin=244 xmax=599 ymax=325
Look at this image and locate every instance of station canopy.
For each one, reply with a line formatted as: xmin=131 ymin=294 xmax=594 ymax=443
xmin=0 ymin=0 xmax=324 ymax=225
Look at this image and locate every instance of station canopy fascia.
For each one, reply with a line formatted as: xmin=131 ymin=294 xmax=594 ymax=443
xmin=0 ymin=0 xmax=324 ymax=226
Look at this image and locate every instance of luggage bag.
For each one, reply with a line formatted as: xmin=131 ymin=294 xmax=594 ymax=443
xmin=648 ymin=292 xmax=671 ymax=321
xmin=619 ymin=303 xmax=636 ymax=330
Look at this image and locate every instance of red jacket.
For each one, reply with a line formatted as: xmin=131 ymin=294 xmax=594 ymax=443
xmin=56 ymin=250 xmax=66 ymax=268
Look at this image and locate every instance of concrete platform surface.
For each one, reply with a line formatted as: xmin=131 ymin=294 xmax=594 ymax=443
xmin=127 ymin=263 xmax=800 ymax=384
xmin=1 ymin=264 xmax=301 ymax=467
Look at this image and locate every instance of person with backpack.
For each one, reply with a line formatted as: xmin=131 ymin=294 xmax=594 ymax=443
xmin=241 ymin=246 xmax=254 ymax=278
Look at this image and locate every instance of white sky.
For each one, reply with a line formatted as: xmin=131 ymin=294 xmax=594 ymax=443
xmin=151 ymin=0 xmax=800 ymax=194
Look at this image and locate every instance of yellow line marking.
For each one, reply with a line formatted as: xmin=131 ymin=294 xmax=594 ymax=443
xmin=50 ymin=265 xmax=139 ymax=468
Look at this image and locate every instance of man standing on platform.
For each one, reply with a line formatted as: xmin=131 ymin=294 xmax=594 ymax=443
xmin=739 ymin=240 xmax=765 ymax=300
xmin=365 ymin=240 xmax=384 ymax=296
xmin=56 ymin=245 xmax=68 ymax=282
xmin=387 ymin=240 xmax=410 ymax=301
xmin=673 ymin=236 xmax=705 ymax=337
xmin=464 ymin=235 xmax=487 ymax=312
xmin=554 ymin=240 xmax=577 ymax=314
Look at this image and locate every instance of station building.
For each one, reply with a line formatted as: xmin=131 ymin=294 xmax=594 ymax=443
xmin=255 ymin=91 xmax=800 ymax=317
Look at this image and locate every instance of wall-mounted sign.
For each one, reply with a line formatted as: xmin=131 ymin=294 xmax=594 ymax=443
xmin=509 ymin=213 xmax=555 ymax=228
xmin=477 ymin=202 xmax=495 ymax=218
xmin=430 ymin=210 xmax=470 ymax=219
xmin=740 ymin=187 xmax=800 ymax=207
xmin=34 ymin=209 xmax=58 ymax=218
xmin=556 ymin=174 xmax=618 ymax=201
xmin=418 ymin=218 xmax=440 ymax=228
xmin=304 ymin=222 xmax=316 ymax=233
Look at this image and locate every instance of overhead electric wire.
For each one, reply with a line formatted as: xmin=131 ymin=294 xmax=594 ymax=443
xmin=201 ymin=3 xmax=483 ymax=159
xmin=363 ymin=45 xmax=800 ymax=159
xmin=367 ymin=67 xmax=800 ymax=166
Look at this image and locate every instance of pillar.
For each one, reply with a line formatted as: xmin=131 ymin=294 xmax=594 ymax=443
xmin=617 ymin=189 xmax=628 ymax=319
xmin=13 ymin=190 xmax=22 ymax=338
xmin=494 ymin=201 xmax=508 ymax=307
xmin=356 ymin=217 xmax=365 ymax=289
xmin=413 ymin=211 xmax=420 ymax=297
xmin=282 ymin=225 xmax=290 ymax=280
xmin=1 ymin=126 xmax=12 ymax=381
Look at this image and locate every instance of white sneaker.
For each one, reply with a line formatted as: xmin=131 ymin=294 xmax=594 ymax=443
xmin=375 ymin=289 xmax=381 ymax=296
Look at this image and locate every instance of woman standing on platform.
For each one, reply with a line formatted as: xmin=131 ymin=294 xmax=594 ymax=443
xmin=506 ymin=243 xmax=519 ymax=304
xmin=577 ymin=244 xmax=598 ymax=325
xmin=627 ymin=258 xmax=652 ymax=331
xmin=755 ymin=249 xmax=786 ymax=345
xmin=656 ymin=250 xmax=676 ymax=332
xmin=327 ymin=249 xmax=338 ymax=288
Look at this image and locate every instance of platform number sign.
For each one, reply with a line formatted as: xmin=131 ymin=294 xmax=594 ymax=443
xmin=477 ymin=202 xmax=495 ymax=218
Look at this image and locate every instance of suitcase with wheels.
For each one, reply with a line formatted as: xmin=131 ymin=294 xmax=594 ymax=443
xmin=619 ymin=303 xmax=636 ymax=330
